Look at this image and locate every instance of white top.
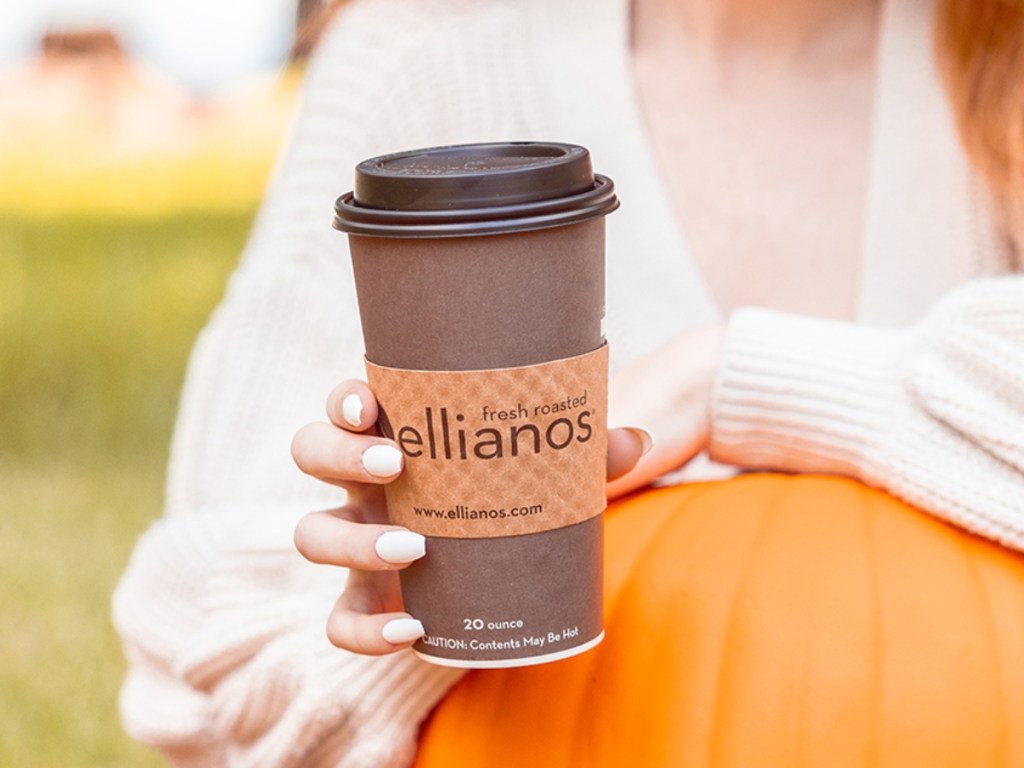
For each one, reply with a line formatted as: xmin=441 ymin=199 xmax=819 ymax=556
xmin=113 ymin=0 xmax=1024 ymax=764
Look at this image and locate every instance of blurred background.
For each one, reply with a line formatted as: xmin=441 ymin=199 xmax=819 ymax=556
xmin=0 ymin=1 xmax=314 ymax=764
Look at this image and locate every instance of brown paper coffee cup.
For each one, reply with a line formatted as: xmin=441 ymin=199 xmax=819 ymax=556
xmin=334 ymin=142 xmax=618 ymax=667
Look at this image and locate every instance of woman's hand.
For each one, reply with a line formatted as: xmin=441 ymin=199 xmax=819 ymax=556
xmin=291 ymin=380 xmax=653 ymax=656
xmin=292 ymin=380 xmax=427 ymax=655
xmin=606 ymin=325 xmax=726 ymax=499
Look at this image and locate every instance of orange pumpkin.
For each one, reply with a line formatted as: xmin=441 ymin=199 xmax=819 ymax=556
xmin=414 ymin=474 xmax=1024 ymax=767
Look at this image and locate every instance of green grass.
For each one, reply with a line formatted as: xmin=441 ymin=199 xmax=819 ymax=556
xmin=0 ymin=211 xmax=254 ymax=766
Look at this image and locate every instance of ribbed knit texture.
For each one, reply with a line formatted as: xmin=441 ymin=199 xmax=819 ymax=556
xmin=710 ymin=278 xmax=1024 ymax=550
xmin=113 ymin=0 xmax=1023 ymax=764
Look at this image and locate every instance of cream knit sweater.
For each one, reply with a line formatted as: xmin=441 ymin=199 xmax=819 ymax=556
xmin=113 ymin=0 xmax=1024 ymax=764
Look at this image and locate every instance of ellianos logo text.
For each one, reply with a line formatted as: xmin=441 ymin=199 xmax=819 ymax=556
xmin=378 ymin=404 xmax=594 ymax=461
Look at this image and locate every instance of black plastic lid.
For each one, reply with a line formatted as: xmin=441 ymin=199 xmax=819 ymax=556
xmin=333 ymin=142 xmax=618 ymax=238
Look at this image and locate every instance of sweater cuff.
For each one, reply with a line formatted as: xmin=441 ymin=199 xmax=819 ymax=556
xmin=709 ymin=308 xmax=918 ymax=480
xmin=344 ymin=651 xmax=465 ymax=768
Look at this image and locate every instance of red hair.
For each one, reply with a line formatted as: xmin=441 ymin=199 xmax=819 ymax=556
xmin=936 ymin=0 xmax=1024 ymax=251
xmin=290 ymin=1 xmax=344 ymax=61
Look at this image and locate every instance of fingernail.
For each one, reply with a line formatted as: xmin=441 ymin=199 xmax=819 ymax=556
xmin=362 ymin=444 xmax=403 ymax=477
xmin=342 ymin=393 xmax=363 ymax=428
xmin=626 ymin=427 xmax=655 ymax=456
xmin=375 ymin=530 xmax=426 ymax=564
xmin=382 ymin=617 xmax=425 ymax=644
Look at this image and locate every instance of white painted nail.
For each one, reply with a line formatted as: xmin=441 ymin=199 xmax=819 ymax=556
xmin=341 ymin=393 xmax=363 ymax=428
xmin=382 ymin=617 xmax=425 ymax=645
xmin=626 ymin=427 xmax=655 ymax=457
xmin=375 ymin=530 xmax=426 ymax=564
xmin=362 ymin=444 xmax=404 ymax=477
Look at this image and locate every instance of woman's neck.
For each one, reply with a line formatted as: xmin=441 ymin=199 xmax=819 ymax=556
xmin=632 ymin=0 xmax=881 ymax=76
xmin=628 ymin=0 xmax=884 ymax=319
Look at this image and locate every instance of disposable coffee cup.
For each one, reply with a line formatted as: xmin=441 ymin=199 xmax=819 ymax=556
xmin=334 ymin=142 xmax=618 ymax=668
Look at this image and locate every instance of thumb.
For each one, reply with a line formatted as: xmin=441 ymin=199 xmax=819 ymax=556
xmin=606 ymin=427 xmax=654 ymax=483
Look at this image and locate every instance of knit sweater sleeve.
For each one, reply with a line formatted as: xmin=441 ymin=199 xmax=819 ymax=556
xmin=709 ymin=275 xmax=1024 ymax=551
xmin=111 ymin=1 xmax=541 ymax=764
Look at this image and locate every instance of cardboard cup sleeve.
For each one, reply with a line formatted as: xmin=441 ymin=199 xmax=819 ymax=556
xmin=366 ymin=346 xmax=608 ymax=667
